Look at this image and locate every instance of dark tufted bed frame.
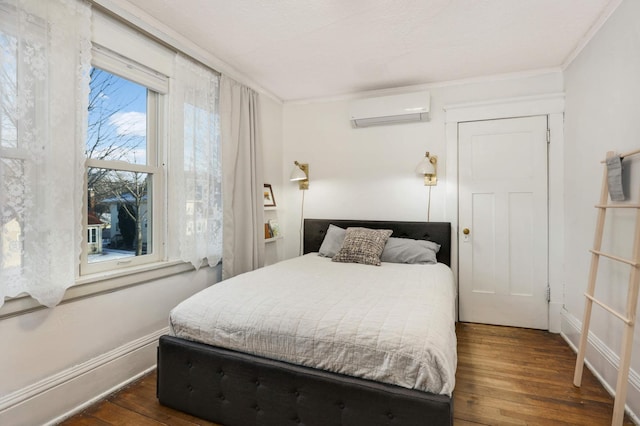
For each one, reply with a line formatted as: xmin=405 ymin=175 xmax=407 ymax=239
xmin=157 ymin=219 xmax=453 ymax=426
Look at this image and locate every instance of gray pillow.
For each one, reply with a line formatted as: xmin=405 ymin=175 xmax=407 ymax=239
xmin=381 ymin=237 xmax=440 ymax=264
xmin=332 ymin=227 xmax=393 ymax=266
xmin=318 ymin=224 xmax=346 ymax=257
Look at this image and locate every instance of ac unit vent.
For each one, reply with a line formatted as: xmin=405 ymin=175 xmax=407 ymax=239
xmin=349 ymin=91 xmax=430 ymax=128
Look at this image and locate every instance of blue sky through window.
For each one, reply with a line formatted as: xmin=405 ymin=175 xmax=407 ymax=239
xmin=87 ymin=68 xmax=148 ymax=165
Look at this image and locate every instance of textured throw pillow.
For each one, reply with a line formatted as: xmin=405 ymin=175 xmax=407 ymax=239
xmin=318 ymin=224 xmax=346 ymax=257
xmin=380 ymin=237 xmax=440 ymax=264
xmin=332 ymin=227 xmax=393 ymax=266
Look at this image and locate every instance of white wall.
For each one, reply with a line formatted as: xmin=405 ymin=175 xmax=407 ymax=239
xmin=281 ymin=72 xmax=563 ymax=260
xmin=0 ymin=266 xmax=219 ymax=425
xmin=260 ymin=95 xmax=285 ymax=265
xmin=562 ymin=0 xmax=640 ymax=418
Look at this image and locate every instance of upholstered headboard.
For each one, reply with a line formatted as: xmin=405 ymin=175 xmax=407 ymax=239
xmin=303 ymin=219 xmax=452 ymax=267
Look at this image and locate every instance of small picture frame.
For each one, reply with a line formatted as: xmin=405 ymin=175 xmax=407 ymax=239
xmin=268 ymin=219 xmax=280 ymax=237
xmin=263 ymin=184 xmax=276 ymax=207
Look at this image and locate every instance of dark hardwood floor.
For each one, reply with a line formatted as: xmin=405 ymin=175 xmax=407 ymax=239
xmin=454 ymin=323 xmax=634 ymax=425
xmin=60 ymin=323 xmax=634 ymax=425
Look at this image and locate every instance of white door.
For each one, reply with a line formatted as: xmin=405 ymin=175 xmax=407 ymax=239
xmin=458 ymin=116 xmax=548 ymax=329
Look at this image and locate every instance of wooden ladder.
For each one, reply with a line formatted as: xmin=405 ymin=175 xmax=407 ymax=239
xmin=573 ymin=149 xmax=640 ymax=426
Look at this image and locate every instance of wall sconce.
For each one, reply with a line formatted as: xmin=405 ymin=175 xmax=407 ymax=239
xmin=415 ymin=151 xmax=437 ymax=186
xmin=290 ymin=161 xmax=309 ymax=190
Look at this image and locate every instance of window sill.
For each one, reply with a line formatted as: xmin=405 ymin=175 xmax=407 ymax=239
xmin=0 ymin=260 xmax=198 ymax=320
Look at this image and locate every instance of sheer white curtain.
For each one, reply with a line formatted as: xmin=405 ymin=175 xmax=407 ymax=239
xmin=0 ymin=0 xmax=91 ymax=308
xmin=171 ymin=54 xmax=223 ymax=269
xmin=220 ymin=76 xmax=264 ymax=279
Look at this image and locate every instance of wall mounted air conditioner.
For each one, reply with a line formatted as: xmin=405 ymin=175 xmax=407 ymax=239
xmin=349 ymin=91 xmax=430 ymax=128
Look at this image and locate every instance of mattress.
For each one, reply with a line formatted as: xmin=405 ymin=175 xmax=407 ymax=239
xmin=169 ymin=253 xmax=457 ymax=396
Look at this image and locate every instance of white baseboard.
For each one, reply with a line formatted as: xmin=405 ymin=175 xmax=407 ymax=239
xmin=561 ymin=309 xmax=640 ymax=425
xmin=0 ymin=327 xmax=169 ymax=426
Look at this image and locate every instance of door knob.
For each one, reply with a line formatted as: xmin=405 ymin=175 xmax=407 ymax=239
xmin=462 ymin=228 xmax=470 ymax=235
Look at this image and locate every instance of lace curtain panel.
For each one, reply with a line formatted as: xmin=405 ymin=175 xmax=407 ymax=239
xmin=171 ymin=55 xmax=223 ymax=269
xmin=0 ymin=0 xmax=91 ymax=308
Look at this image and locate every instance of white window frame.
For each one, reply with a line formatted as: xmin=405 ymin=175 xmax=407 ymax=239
xmin=0 ymin=8 xmax=226 ymax=319
xmin=0 ymin=7 xmax=46 ymax=296
xmin=88 ymin=228 xmax=97 ymax=244
xmin=80 ymin=46 xmax=168 ymax=276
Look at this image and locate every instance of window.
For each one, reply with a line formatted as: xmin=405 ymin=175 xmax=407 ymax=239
xmin=0 ymin=31 xmax=22 ymax=275
xmin=88 ymin=228 xmax=97 ymax=244
xmin=81 ymin=51 xmax=167 ymax=275
xmin=0 ymin=0 xmax=91 ymax=310
xmin=1 ymin=5 xmax=221 ymax=314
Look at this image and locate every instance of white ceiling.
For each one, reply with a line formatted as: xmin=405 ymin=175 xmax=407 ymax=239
xmin=127 ymin=0 xmax=615 ymax=101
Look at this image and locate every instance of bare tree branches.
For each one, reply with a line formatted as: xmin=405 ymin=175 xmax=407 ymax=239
xmin=86 ymin=68 xmax=145 ymax=188
xmin=86 ymin=67 xmax=149 ymax=257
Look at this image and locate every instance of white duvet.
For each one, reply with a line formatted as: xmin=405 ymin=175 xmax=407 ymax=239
xmin=169 ymin=254 xmax=457 ymax=396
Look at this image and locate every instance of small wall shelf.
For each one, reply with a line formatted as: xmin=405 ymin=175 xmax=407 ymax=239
xmin=265 ymin=236 xmax=283 ymax=244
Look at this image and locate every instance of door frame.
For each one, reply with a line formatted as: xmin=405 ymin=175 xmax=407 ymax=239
xmin=443 ymin=93 xmax=565 ymax=332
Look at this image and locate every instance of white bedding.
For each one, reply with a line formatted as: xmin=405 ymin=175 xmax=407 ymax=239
xmin=169 ymin=254 xmax=457 ymax=396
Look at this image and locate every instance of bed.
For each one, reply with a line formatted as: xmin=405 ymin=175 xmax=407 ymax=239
xmin=157 ymin=219 xmax=455 ymax=426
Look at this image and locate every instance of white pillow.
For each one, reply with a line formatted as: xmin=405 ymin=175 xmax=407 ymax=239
xmin=380 ymin=237 xmax=440 ymax=264
xmin=318 ymin=224 xmax=346 ymax=257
